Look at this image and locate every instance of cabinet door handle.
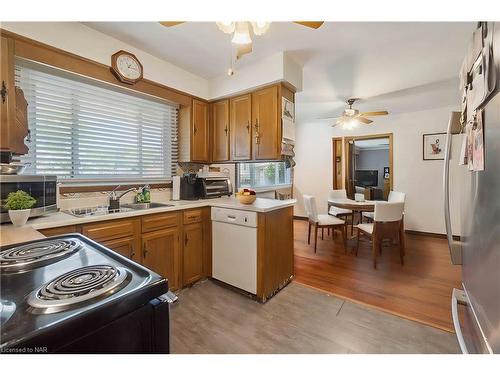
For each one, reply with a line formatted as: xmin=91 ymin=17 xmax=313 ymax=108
xmin=130 ymin=243 xmax=135 ymax=259
xmin=224 ymin=124 xmax=228 ymax=136
xmin=1 ymin=81 xmax=7 ymax=104
xmin=254 ymin=118 xmax=261 ymax=144
xmin=193 ymin=124 xmax=197 ymax=135
xmin=184 ymin=233 xmax=188 ymax=246
xmin=246 ymin=120 xmax=250 ymax=133
xmin=143 ymin=241 xmax=148 ymax=258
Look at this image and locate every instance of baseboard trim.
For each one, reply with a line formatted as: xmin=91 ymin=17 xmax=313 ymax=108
xmin=294 ymin=216 xmax=459 ymax=240
xmin=405 ymin=229 xmax=460 ymax=241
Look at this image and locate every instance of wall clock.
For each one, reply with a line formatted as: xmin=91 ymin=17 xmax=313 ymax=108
xmin=111 ymin=50 xmax=143 ymax=85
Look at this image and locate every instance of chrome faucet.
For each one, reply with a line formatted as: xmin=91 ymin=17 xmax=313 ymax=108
xmin=108 ymin=185 xmax=137 ymax=211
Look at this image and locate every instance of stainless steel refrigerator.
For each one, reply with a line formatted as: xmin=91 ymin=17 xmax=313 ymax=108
xmin=444 ymin=22 xmax=500 ymax=354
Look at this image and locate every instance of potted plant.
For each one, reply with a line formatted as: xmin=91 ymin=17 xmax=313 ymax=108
xmin=4 ymin=190 xmax=37 ymax=227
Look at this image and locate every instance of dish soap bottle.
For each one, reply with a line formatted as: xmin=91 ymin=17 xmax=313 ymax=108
xmin=135 ymin=187 xmax=145 ymax=203
xmin=142 ymin=185 xmax=151 ymax=203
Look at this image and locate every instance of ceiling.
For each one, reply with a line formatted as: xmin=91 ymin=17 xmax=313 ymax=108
xmin=84 ymin=22 xmax=475 ymax=121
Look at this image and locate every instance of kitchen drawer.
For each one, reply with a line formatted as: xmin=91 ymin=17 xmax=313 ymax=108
xmin=183 ymin=209 xmax=203 ymax=224
xmin=82 ymin=219 xmax=136 ymax=242
xmin=142 ymin=212 xmax=179 ymax=233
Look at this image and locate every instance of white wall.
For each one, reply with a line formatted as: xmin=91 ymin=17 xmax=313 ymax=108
xmin=294 ymin=105 xmax=457 ymax=234
xmin=209 ymin=51 xmax=303 ymax=99
xmin=1 ymin=22 xmax=210 ymax=99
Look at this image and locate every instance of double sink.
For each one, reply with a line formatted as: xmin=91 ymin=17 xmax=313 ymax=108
xmin=64 ymin=202 xmax=174 ymax=218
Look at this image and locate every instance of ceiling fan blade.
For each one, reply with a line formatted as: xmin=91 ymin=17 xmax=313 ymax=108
xmin=236 ymin=43 xmax=253 ymax=59
xmin=359 ymin=111 xmax=389 ymax=116
xmin=293 ymin=21 xmax=324 ymax=29
xmin=317 ymin=116 xmax=343 ymax=120
xmin=357 ymin=117 xmax=373 ymax=124
xmin=159 ymin=21 xmax=186 ymax=27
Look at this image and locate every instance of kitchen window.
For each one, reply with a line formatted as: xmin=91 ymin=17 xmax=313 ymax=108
xmin=237 ymin=162 xmax=292 ymax=190
xmin=16 ymin=60 xmax=178 ymax=180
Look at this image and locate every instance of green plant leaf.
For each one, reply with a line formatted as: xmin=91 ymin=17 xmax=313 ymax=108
xmin=4 ymin=190 xmax=37 ymax=210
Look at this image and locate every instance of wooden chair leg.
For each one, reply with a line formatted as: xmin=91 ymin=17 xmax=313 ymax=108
xmin=372 ymin=239 xmax=378 ymax=269
xmin=321 ymin=227 xmax=324 ymax=240
xmin=314 ymin=225 xmax=318 ymax=253
xmin=351 ymin=212 xmax=354 ymax=235
xmin=307 ymin=222 xmax=311 ymax=245
xmin=400 ymin=222 xmax=406 ymax=256
xmin=327 ymin=228 xmax=330 ymax=236
xmin=398 ymin=231 xmax=405 ymax=265
xmin=355 ymin=227 xmax=360 ymax=256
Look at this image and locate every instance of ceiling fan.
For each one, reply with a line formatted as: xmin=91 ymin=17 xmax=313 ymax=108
xmin=320 ymin=98 xmax=389 ymax=129
xmin=159 ymin=21 xmax=324 ymax=59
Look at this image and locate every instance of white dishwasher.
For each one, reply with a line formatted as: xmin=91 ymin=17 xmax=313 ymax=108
xmin=211 ymin=207 xmax=257 ymax=294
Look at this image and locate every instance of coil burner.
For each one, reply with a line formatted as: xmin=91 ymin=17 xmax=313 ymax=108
xmin=0 ymin=239 xmax=83 ymax=272
xmin=27 ymin=265 xmax=130 ymax=313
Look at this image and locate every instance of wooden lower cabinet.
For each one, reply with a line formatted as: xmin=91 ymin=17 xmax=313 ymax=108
xmin=182 ymin=222 xmax=204 ymax=285
xmin=142 ymin=227 xmax=180 ymax=291
xmin=256 ymin=206 xmax=294 ymax=302
xmin=101 ymin=236 xmax=138 ymax=262
xmin=40 ymin=208 xmax=212 ymax=293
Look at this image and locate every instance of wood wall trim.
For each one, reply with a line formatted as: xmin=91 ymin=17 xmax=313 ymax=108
xmin=0 ymin=28 xmax=206 ymax=107
xmin=59 ymin=182 xmax=172 ymax=195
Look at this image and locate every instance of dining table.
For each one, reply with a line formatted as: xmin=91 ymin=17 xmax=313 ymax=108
xmin=328 ymin=198 xmax=376 ymax=239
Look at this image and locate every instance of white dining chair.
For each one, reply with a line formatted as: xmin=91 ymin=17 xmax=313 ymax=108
xmin=356 ymin=201 xmax=405 ymax=269
xmin=303 ymin=195 xmax=347 ymax=253
xmin=363 ymin=190 xmax=406 ymax=221
xmin=328 ymin=189 xmax=354 ymax=235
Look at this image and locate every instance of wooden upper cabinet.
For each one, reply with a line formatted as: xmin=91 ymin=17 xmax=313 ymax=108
xmin=13 ymin=87 xmax=29 ymax=155
xmin=182 ymin=222 xmax=204 ymax=286
xmin=142 ymin=227 xmax=180 ymax=291
xmin=1 ymin=36 xmax=28 ymax=156
xmin=211 ymin=100 xmax=230 ymax=162
xmin=191 ymin=99 xmax=209 ymax=162
xmin=230 ymin=94 xmax=252 ymax=160
xmin=252 ymin=86 xmax=279 ymax=160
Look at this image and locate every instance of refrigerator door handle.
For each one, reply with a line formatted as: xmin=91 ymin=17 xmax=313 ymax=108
xmin=443 ymin=112 xmax=463 ymax=265
xmin=452 ymin=288 xmax=469 ymax=354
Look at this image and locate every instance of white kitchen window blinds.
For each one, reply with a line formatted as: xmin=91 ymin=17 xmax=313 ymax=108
xmin=16 ymin=61 xmax=178 ymax=180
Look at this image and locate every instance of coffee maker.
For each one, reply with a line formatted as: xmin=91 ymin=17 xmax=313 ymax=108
xmin=179 ymin=172 xmax=202 ymax=200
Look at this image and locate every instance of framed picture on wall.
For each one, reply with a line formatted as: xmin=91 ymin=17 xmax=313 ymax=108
xmin=282 ymin=97 xmax=295 ymax=121
xmin=423 ymin=133 xmax=447 ymax=160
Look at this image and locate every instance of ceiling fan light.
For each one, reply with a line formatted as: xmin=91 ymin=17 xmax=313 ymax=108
xmin=232 ymin=22 xmax=252 ymax=45
xmin=216 ymin=21 xmax=235 ymax=34
xmin=251 ymin=21 xmax=271 ymax=36
xmin=343 ymin=119 xmax=358 ymax=130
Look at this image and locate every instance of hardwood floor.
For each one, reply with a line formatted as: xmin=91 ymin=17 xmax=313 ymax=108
xmin=293 ymin=219 xmax=462 ymax=332
xmin=171 ymin=280 xmax=459 ymax=353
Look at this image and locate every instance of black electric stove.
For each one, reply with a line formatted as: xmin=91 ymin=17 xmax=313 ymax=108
xmin=0 ymin=234 xmax=170 ymax=354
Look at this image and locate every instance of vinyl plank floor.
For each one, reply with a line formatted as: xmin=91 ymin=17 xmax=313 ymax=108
xmin=170 ymin=280 xmax=459 ymax=354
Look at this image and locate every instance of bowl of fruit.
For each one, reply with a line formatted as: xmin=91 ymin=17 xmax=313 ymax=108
xmin=236 ymin=188 xmax=257 ymax=204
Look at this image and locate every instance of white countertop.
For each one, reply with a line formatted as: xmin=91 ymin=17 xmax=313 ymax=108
xmin=1 ymin=197 xmax=296 ymax=240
